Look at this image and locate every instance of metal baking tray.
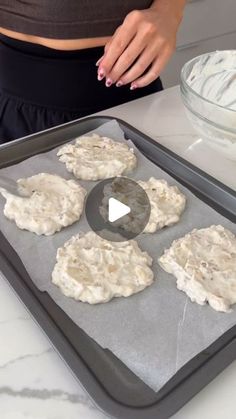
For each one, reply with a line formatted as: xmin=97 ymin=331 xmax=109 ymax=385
xmin=0 ymin=116 xmax=235 ymax=419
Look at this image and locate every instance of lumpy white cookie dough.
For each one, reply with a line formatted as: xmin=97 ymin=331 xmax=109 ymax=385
xmin=0 ymin=173 xmax=86 ymax=235
xmin=138 ymin=178 xmax=186 ymax=233
xmin=52 ymin=231 xmax=154 ymax=304
xmin=159 ymin=225 xmax=236 ymax=312
xmin=100 ymin=177 xmax=186 ymax=235
xmin=57 ymin=134 xmax=137 ymax=180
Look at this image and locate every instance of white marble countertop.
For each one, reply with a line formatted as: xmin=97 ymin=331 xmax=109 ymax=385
xmin=0 ymin=86 xmax=235 ymax=419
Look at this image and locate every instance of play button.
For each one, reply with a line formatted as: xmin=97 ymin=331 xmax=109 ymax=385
xmin=85 ymin=177 xmax=151 ymax=242
xmin=108 ymin=197 xmax=131 ymax=222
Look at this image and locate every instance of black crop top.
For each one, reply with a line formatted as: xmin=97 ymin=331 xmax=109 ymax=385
xmin=0 ymin=1 xmax=153 ymax=39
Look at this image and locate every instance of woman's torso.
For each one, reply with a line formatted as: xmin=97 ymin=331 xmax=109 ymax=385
xmin=0 ymin=0 xmax=152 ymax=50
xmin=0 ymin=27 xmax=109 ymax=50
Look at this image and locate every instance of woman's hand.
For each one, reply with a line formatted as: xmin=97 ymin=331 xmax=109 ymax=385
xmin=97 ymin=0 xmax=185 ymax=89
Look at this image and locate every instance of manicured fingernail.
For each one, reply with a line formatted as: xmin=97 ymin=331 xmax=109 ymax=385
xmin=106 ymin=78 xmax=113 ymax=87
xmin=130 ymin=83 xmax=137 ymax=90
xmin=96 ymin=56 xmax=104 ymax=66
xmin=97 ymin=68 xmax=105 ymax=81
xmin=116 ymin=80 xmax=123 ymax=87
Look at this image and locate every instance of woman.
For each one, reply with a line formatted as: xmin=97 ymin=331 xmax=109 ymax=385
xmin=0 ymin=0 xmax=186 ymax=143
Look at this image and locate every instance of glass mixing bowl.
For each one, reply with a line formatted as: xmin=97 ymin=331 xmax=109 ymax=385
xmin=180 ymin=50 xmax=236 ymax=160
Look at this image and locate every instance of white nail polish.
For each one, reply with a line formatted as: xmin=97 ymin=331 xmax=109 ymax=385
xmin=96 ymin=56 xmax=104 ymax=66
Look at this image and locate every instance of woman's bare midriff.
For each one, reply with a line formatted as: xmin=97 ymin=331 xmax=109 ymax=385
xmin=0 ymin=27 xmax=110 ymax=50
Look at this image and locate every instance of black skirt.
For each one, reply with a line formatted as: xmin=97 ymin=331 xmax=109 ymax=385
xmin=0 ymin=34 xmax=163 ymax=143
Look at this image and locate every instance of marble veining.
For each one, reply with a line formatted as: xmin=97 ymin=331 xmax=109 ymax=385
xmin=0 ymin=275 xmax=108 ymax=419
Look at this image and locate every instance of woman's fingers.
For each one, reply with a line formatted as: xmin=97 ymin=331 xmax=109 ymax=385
xmin=131 ymin=47 xmax=173 ymax=89
xmin=97 ymin=4 xmax=181 ymax=88
xmin=114 ymin=43 xmax=161 ymax=86
xmin=105 ymin=35 xmax=149 ymax=85
xmin=96 ymin=55 xmax=104 ymax=67
xmin=97 ymin=24 xmax=136 ymax=81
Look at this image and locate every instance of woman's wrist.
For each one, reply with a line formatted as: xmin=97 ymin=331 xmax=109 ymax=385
xmin=151 ymin=0 xmax=186 ymax=26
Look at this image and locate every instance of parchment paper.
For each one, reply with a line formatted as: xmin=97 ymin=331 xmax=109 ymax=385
xmin=0 ymin=120 xmax=235 ymax=392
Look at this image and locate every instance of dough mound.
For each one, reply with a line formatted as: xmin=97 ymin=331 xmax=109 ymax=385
xmin=137 ymin=178 xmax=186 ymax=233
xmin=57 ymin=134 xmax=137 ymax=180
xmin=99 ymin=177 xmax=150 ymax=235
xmin=52 ymin=231 xmax=154 ymax=304
xmin=159 ymin=225 xmax=236 ymax=312
xmin=0 ymin=173 xmax=86 ymax=235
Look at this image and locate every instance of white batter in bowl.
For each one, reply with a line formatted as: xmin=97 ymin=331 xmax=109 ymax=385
xmin=181 ymin=50 xmax=236 ymax=160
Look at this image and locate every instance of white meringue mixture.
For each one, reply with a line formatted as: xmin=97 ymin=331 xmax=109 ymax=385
xmin=0 ymin=173 xmax=86 ymax=235
xmin=187 ymin=50 xmax=236 ymax=111
xmin=100 ymin=177 xmax=186 ymax=234
xmin=159 ymin=225 xmax=236 ymax=312
xmin=52 ymin=231 xmax=154 ymax=304
xmin=138 ymin=178 xmax=186 ymax=233
xmin=57 ymin=134 xmax=137 ymax=180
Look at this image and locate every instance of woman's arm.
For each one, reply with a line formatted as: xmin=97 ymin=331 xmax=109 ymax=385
xmin=97 ymin=0 xmax=186 ymax=89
